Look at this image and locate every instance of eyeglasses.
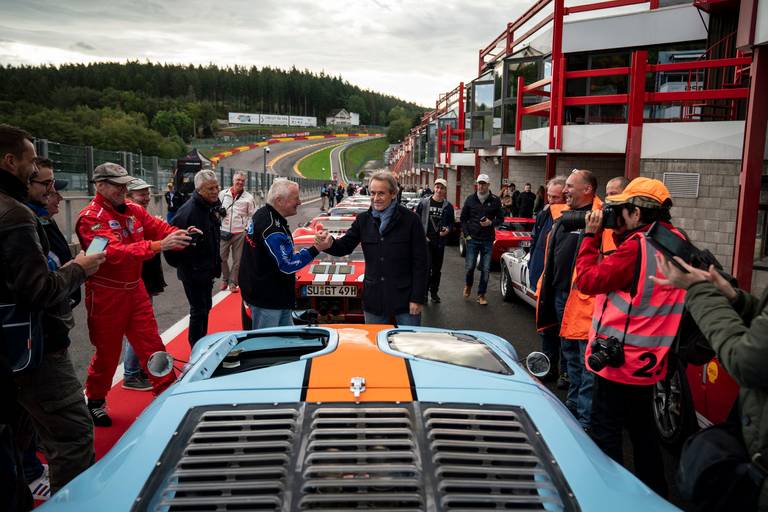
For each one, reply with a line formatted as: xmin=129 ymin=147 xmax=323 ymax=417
xmin=30 ymin=179 xmax=54 ymax=189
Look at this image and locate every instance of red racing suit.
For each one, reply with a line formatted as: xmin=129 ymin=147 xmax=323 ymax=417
xmin=76 ymin=194 xmax=178 ymax=400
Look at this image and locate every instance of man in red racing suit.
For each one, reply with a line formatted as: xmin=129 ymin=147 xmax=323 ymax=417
xmin=76 ymin=163 xmax=193 ymax=426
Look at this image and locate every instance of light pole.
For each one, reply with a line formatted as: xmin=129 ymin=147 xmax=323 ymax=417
xmin=263 ymin=146 xmax=271 ymax=175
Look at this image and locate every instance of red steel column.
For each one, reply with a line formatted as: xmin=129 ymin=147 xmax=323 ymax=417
xmin=545 ymin=153 xmax=557 ymax=181
xmin=548 ymin=0 xmax=565 ymax=150
xmin=733 ymin=46 xmax=768 ymax=289
xmin=625 ymin=50 xmax=648 ymax=180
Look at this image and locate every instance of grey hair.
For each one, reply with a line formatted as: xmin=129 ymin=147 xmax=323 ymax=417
xmin=194 ymin=169 xmax=218 ymax=190
xmin=546 ymin=175 xmax=567 ymax=190
xmin=267 ymin=178 xmax=299 ymax=205
xmin=232 ymin=171 xmax=247 ymax=181
xmin=369 ymin=170 xmax=398 ymax=194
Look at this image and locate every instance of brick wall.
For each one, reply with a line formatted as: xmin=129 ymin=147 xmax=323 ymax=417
xmin=507 ymin=156 xmax=546 ymax=191
xmin=460 ymin=164 xmax=477 ymax=203
xmin=555 ymin=156 xmax=626 ymax=196
xmin=479 ymin=156 xmax=502 ymax=191
xmin=640 ymin=159 xmax=740 ymax=272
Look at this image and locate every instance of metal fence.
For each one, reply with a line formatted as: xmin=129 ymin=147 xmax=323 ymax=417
xmin=36 ymin=139 xmax=176 ymax=195
xmin=34 ymin=138 xmax=327 ymax=244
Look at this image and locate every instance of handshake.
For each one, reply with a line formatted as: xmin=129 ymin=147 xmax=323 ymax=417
xmin=314 ymin=228 xmax=333 ymax=251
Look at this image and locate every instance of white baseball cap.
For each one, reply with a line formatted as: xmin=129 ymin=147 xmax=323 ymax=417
xmin=434 ymin=178 xmax=448 ymax=187
xmin=476 ymin=174 xmax=490 ymax=184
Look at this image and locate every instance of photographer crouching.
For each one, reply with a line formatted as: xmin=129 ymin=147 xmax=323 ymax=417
xmin=573 ymin=177 xmax=682 ymax=497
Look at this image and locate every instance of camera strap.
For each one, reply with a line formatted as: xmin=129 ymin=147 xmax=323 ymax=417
xmin=594 ymin=241 xmax=641 ymax=347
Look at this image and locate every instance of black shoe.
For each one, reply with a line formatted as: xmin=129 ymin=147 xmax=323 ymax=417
xmin=556 ymin=373 xmax=570 ymax=390
xmin=430 ymin=294 xmax=441 ymax=303
xmin=88 ymin=399 xmax=112 ymax=427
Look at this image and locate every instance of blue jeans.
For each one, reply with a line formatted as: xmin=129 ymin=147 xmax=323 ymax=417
xmin=464 ymin=239 xmax=493 ymax=295
xmin=124 ymin=296 xmax=151 ymax=376
xmin=123 ymin=340 xmax=140 ymax=378
xmin=251 ymin=307 xmax=294 ymax=329
xmin=364 ymin=311 xmax=421 ymax=326
xmin=555 ymin=288 xmax=593 ymax=429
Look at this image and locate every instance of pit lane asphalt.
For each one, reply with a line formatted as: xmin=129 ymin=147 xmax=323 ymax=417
xmin=65 ymin=197 xmax=685 ymax=507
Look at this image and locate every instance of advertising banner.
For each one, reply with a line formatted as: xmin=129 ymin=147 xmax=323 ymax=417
xmin=228 ymin=112 xmax=260 ymax=125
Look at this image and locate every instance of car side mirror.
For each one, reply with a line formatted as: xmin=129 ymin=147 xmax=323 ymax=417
xmin=525 ymin=351 xmax=551 ymax=378
xmin=147 ymin=351 xmax=175 ymax=377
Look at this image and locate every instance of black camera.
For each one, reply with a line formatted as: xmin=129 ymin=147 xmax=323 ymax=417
xmin=560 ymin=207 xmax=620 ymax=232
xmin=587 ymin=336 xmax=625 ymax=372
xmin=215 ymin=206 xmax=227 ymax=218
xmin=189 ymin=232 xmax=203 ymax=246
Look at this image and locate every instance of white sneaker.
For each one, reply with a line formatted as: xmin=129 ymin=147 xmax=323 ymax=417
xmin=29 ymin=463 xmax=50 ymax=501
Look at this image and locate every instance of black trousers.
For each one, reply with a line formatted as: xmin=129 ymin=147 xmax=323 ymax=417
xmin=427 ymin=243 xmax=445 ymax=296
xmin=590 ymin=375 xmax=668 ymax=497
xmin=182 ymin=277 xmax=213 ymax=347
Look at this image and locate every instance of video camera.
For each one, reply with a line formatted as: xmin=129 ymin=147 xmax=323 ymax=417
xmin=560 ymin=206 xmax=621 ymax=232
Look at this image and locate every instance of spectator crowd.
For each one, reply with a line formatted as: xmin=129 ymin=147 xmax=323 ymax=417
xmin=2 ymin=121 xmax=766 ymax=511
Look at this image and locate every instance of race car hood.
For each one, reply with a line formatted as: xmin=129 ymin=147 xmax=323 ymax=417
xmin=45 ymin=327 xmax=678 ymax=512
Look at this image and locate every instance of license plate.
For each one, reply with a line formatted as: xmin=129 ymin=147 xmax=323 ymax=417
xmin=302 ymin=285 xmax=358 ymax=297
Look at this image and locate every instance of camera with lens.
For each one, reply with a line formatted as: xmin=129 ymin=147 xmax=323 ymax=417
xmin=560 ymin=206 xmax=620 ymax=232
xmin=189 ymin=231 xmax=203 ymax=246
xmin=587 ymin=336 xmax=625 ymax=372
xmin=215 ymin=206 xmax=227 ymax=218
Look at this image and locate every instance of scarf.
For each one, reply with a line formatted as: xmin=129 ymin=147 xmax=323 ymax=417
xmin=371 ymin=200 xmax=397 ymax=234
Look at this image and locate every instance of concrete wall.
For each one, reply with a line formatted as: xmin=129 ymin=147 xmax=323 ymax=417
xmin=478 ymin=156 xmax=502 ymax=191
xmin=640 ymin=159 xmax=740 ymax=272
xmin=460 ymin=164 xmax=478 ymax=203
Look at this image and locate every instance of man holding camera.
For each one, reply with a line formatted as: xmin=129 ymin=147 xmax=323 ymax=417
xmin=166 ymin=170 xmax=222 ymax=347
xmin=536 ymin=169 xmax=614 ymax=430
xmin=573 ymin=177 xmax=682 ymax=497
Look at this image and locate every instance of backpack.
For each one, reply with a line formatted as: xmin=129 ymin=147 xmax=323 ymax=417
xmin=678 ymin=414 xmax=765 ymax=511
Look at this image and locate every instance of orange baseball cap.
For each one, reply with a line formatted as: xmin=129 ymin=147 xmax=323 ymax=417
xmin=606 ymin=177 xmax=672 ymax=208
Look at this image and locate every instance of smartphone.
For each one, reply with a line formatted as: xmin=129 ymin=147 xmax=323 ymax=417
xmin=86 ymin=235 xmax=109 ymax=256
xmin=646 ymin=222 xmax=694 ymax=273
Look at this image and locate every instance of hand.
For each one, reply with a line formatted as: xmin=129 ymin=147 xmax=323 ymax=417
xmin=706 ymin=264 xmax=738 ymax=301
xmin=71 ymin=250 xmax=106 ymax=277
xmin=314 ymin=229 xmax=333 ymax=251
xmin=439 ymin=227 xmax=449 ymax=237
xmin=479 ymin=218 xmax=492 ymax=227
xmin=187 ymin=226 xmax=203 ymax=236
xmin=409 ymin=302 xmax=423 ymax=315
xmin=649 ymin=253 xmax=709 ymax=289
xmin=584 ymin=210 xmax=603 ymax=234
xmin=161 ymin=230 xmax=192 ymax=251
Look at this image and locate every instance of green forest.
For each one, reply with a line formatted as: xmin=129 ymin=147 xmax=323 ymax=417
xmin=0 ymin=62 xmax=424 ymax=158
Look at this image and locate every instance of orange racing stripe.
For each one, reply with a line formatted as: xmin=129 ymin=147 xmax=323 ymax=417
xmin=305 ymin=325 xmax=413 ymax=402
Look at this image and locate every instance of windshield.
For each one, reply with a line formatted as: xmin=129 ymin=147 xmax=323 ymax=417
xmin=499 ymin=221 xmax=534 ymax=231
xmin=297 ymin=243 xmax=364 ymax=261
xmin=388 ymin=331 xmax=512 ymax=375
xmin=314 ymin=219 xmax=354 ymax=232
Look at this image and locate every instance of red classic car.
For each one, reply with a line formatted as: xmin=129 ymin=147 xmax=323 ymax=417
xmin=292 ymin=215 xmax=356 ymax=238
xmin=458 ymin=217 xmax=535 ymax=264
xmin=241 ymin=230 xmax=365 ymax=328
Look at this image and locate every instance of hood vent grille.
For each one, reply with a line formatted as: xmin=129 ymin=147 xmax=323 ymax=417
xmin=136 ymin=404 xmax=577 ymax=511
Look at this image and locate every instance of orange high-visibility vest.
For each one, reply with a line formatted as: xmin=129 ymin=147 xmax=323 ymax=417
xmin=586 ymin=230 xmax=686 ymax=385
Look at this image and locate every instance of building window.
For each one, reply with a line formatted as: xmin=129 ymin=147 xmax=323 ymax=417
xmin=469 ymin=76 xmax=494 ymax=147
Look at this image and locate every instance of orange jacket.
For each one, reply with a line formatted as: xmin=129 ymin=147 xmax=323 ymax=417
xmin=535 ymin=197 xmax=616 ymax=340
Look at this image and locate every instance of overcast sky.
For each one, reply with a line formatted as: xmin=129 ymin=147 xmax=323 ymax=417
xmin=0 ymin=0 xmax=531 ymax=107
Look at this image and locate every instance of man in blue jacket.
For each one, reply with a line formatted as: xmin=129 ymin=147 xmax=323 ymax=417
xmin=239 ymin=179 xmax=323 ymax=328
xmin=415 ymin=179 xmax=454 ymax=303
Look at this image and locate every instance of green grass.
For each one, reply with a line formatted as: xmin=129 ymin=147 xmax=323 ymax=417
xmin=342 ymin=137 xmax=388 ymax=176
xmin=297 ymin=144 xmax=339 ymax=179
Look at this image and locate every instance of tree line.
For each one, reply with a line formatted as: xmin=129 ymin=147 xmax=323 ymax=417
xmin=0 ymin=62 xmax=424 ymax=158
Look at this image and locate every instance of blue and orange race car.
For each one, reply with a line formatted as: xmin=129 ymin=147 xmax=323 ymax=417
xmin=44 ymin=326 xmax=678 ymax=511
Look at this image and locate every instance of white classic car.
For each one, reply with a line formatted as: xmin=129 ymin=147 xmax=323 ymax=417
xmin=500 ymin=248 xmax=537 ymax=307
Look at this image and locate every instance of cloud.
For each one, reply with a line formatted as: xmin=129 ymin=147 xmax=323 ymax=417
xmin=72 ymin=42 xmax=95 ymax=51
xmin=0 ymin=0 xmax=530 ymax=106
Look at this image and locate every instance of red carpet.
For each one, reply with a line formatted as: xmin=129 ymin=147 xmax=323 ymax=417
xmin=94 ymin=292 xmax=244 ymax=459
